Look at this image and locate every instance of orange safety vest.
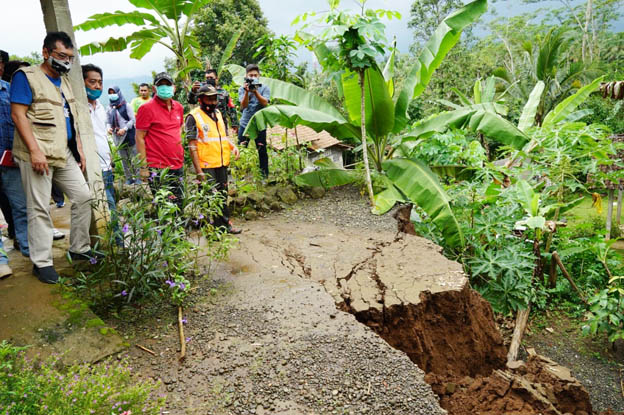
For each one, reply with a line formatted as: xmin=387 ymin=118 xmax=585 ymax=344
xmin=190 ymin=107 xmax=232 ymax=168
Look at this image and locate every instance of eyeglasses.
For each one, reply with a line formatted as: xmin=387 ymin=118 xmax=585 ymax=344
xmin=51 ymin=51 xmax=75 ymax=63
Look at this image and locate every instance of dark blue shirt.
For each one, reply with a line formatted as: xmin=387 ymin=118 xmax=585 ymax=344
xmin=0 ymin=80 xmax=13 ymax=153
xmin=10 ymin=71 xmax=73 ymax=141
xmin=238 ymin=84 xmax=270 ymax=128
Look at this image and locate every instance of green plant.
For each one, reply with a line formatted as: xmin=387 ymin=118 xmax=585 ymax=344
xmin=583 ymin=276 xmax=624 ymax=343
xmin=75 ymin=0 xmax=209 ymax=85
xmin=75 ymin=169 xmax=232 ymax=311
xmin=0 ymin=341 xmax=164 ymax=414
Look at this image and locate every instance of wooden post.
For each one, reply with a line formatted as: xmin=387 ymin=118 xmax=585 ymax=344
xmin=607 ymin=189 xmax=615 ymax=240
xmin=617 ymin=189 xmax=623 ymax=226
xmin=507 ymin=307 xmax=530 ymax=363
xmin=39 ymin=0 xmax=108 ymax=235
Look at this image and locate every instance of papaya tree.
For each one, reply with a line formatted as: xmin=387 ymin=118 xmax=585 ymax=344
xmin=74 ymin=0 xmax=209 ymax=86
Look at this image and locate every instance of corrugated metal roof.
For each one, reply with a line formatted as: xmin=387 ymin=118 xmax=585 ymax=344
xmin=266 ymin=125 xmax=351 ymax=151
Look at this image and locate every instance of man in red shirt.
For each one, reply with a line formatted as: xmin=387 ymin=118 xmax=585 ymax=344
xmin=135 ymin=72 xmax=185 ymax=206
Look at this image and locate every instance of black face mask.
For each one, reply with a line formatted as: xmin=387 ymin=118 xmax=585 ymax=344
xmin=205 ymin=78 xmax=216 ymax=87
xmin=201 ymin=102 xmax=217 ymax=113
xmin=47 ymin=55 xmax=71 ymax=75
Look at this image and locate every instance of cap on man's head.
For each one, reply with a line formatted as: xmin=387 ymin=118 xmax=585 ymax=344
xmin=197 ymin=84 xmax=218 ymax=97
xmin=154 ymin=72 xmax=173 ymax=85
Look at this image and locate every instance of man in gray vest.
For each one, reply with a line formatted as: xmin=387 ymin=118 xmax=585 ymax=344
xmin=10 ymin=32 xmax=95 ymax=284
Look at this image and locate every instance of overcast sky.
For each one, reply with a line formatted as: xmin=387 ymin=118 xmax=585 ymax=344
xmin=1 ymin=0 xmax=597 ymax=79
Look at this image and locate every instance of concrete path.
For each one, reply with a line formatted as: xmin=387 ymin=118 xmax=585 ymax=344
xmin=0 ymin=205 xmax=125 ymax=363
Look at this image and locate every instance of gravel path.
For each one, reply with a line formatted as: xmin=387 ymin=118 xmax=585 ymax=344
xmin=276 ymin=186 xmax=396 ymax=232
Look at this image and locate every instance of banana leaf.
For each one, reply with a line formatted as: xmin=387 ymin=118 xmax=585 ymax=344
xmin=430 ymin=165 xmax=476 ymax=181
xmin=542 ymin=76 xmax=604 ymax=127
xmin=217 ymin=29 xmax=242 ymax=75
xmin=294 ymin=158 xmax=359 ymax=188
xmin=393 ymin=0 xmax=487 ymax=133
xmin=243 ymin=105 xmax=359 ymax=141
xmin=225 ymin=64 xmax=344 ymax=120
xmin=383 ymin=158 xmax=464 ymax=248
xmin=383 ymin=40 xmax=397 ymax=98
xmin=342 ymin=66 xmax=395 ymax=140
xmin=517 ymin=81 xmax=545 ymax=132
xmin=373 ymin=184 xmax=406 ymax=215
xmin=74 ymin=10 xmax=159 ymax=31
xmin=405 ymin=104 xmax=528 ymax=150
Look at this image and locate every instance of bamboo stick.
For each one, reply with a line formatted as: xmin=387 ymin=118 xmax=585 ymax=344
xmin=507 ymin=307 xmax=531 ymax=363
xmin=607 ymin=189 xmax=615 ymax=240
xmin=178 ymin=306 xmax=186 ymax=361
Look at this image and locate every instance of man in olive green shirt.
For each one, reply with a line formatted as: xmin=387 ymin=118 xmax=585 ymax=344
xmin=130 ymin=83 xmax=151 ymax=113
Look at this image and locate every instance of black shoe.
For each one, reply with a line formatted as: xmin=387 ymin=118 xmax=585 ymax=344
xmin=227 ymin=226 xmax=242 ymax=235
xmin=68 ymin=250 xmax=104 ymax=262
xmin=33 ymin=265 xmax=59 ymax=284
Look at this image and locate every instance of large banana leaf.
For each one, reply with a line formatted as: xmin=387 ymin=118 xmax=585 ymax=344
xmin=74 ymin=11 xmax=159 ymax=31
xmin=373 ymin=184 xmax=406 ymax=215
xmin=225 ymin=64 xmax=344 ymax=120
xmin=383 ymin=41 xmax=397 ymax=98
xmin=294 ymin=158 xmax=359 ymax=188
xmin=243 ymin=105 xmax=359 ymax=141
xmin=383 ymin=158 xmax=464 ymax=248
xmin=217 ymin=29 xmax=242 ymax=75
xmin=542 ymin=76 xmax=604 ymax=127
xmin=127 ymin=0 xmax=207 ymax=20
xmin=405 ymin=104 xmax=528 ymax=150
xmin=517 ymin=81 xmax=545 ymax=132
xmin=342 ymin=66 xmax=395 ymax=140
xmin=393 ymin=0 xmax=487 ymax=133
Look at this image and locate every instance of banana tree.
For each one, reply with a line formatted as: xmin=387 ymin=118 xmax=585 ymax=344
xmin=74 ymin=0 xmax=209 ymax=86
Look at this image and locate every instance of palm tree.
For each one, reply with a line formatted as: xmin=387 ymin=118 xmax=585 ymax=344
xmin=74 ymin=0 xmax=210 ymax=87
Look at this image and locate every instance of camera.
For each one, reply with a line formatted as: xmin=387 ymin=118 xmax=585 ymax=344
xmin=244 ymin=77 xmax=262 ymax=91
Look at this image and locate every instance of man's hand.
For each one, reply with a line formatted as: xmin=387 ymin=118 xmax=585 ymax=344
xmin=30 ymin=148 xmax=49 ymax=175
xmin=192 ymin=81 xmax=201 ymax=93
xmin=243 ymin=83 xmax=250 ymax=93
xmin=107 ymin=127 xmax=113 ymax=135
xmin=118 ymin=128 xmax=126 ymax=136
xmin=78 ymin=149 xmax=86 ymax=173
xmin=140 ymin=167 xmax=150 ymax=182
xmin=196 ymin=172 xmax=205 ymax=182
xmin=232 ymin=145 xmax=240 ymax=161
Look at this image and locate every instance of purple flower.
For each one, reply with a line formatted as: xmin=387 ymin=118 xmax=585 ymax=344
xmin=165 ymin=280 xmax=176 ymax=288
xmin=122 ymin=224 xmax=129 ymax=234
xmin=179 ymin=283 xmax=186 ymax=291
xmin=181 ymin=318 xmax=187 ymax=324
xmin=150 ymin=171 xmax=157 ymax=178
xmin=198 ymin=214 xmax=205 ymax=220
xmin=156 ymin=229 xmax=162 ymax=235
xmin=185 ymin=337 xmax=191 ymax=343
xmin=192 ymin=220 xmax=199 ymax=226
xmin=89 ymin=257 xmax=97 ymax=265
xmin=121 ymin=290 xmax=128 ymax=297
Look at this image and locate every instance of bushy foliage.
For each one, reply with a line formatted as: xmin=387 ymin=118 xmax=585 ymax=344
xmin=0 ymin=341 xmax=164 ymax=415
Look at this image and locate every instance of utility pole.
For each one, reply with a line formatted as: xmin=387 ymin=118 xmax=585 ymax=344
xmin=40 ymin=0 xmax=108 ymax=234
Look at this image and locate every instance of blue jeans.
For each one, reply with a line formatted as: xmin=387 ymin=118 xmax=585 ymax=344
xmin=0 ymin=236 xmax=7 ymax=265
xmin=0 ymin=166 xmax=29 ymax=256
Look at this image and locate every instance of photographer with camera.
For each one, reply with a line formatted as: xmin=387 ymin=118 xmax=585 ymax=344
xmin=188 ymin=69 xmax=238 ymax=135
xmin=238 ymin=64 xmax=270 ymax=178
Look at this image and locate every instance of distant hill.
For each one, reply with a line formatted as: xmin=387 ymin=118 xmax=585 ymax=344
xmin=102 ymin=76 xmax=151 ymax=107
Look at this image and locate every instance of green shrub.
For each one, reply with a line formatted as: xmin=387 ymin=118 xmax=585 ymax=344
xmin=75 ymin=169 xmax=232 ymax=311
xmin=0 ymin=341 xmax=164 ymax=415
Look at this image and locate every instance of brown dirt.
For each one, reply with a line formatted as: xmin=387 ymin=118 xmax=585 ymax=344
xmin=345 ymin=284 xmax=507 ymax=378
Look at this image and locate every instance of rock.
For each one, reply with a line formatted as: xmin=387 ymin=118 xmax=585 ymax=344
xmin=276 ymin=186 xmax=298 ymax=205
xmin=245 ymin=210 xmax=259 ymax=221
xmin=246 ymin=192 xmax=264 ymax=205
xmin=233 ymin=195 xmax=247 ymax=206
xmin=302 ymin=186 xmax=326 ymax=199
xmin=269 ymin=201 xmax=282 ymax=211
xmin=444 ymin=383 xmax=456 ymax=394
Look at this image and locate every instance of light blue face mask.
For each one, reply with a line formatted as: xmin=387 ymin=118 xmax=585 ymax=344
xmin=156 ymin=85 xmax=174 ymax=99
xmin=86 ymin=87 xmax=102 ymax=100
xmin=108 ymin=93 xmax=119 ymax=102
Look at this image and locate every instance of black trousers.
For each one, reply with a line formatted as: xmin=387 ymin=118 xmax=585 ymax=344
xmin=0 ymin=189 xmax=14 ymax=239
xmin=203 ymin=166 xmax=230 ymax=228
xmin=51 ymin=183 xmax=64 ymax=204
xmin=149 ymin=168 xmax=184 ymax=209
xmin=238 ymin=128 xmax=269 ymax=178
